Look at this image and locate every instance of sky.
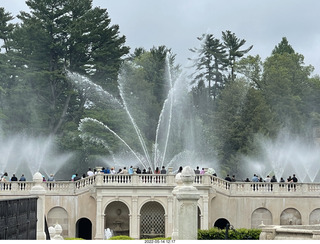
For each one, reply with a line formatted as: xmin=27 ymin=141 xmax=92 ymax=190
xmin=1 ymin=0 xmax=320 ymax=74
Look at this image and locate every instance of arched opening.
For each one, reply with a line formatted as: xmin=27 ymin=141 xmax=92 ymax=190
xmin=214 ymin=218 xmax=230 ymax=229
xmin=104 ymin=201 xmax=130 ymax=237
xmin=310 ymin=208 xmax=320 ymax=225
xmin=76 ymin=218 xmax=92 ymax=240
xmin=140 ymin=201 xmax=165 ymax=239
xmin=251 ymin=207 xmax=272 ymax=228
xmin=280 ymin=208 xmax=302 ymax=225
xmin=197 ymin=207 xmax=201 ymax=229
xmin=47 ymin=207 xmax=68 ymax=237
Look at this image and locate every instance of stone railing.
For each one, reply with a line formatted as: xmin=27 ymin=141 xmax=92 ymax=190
xmin=2 ymin=173 xmax=320 ymax=196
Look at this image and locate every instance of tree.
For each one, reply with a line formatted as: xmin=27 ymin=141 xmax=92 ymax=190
xmin=0 ymin=7 xmax=14 ymax=52
xmin=272 ymin=37 xmax=295 ymax=55
xmin=261 ymin=38 xmax=314 ymax=134
xmin=4 ymin=0 xmax=129 ymax=136
xmin=189 ymin=34 xmax=227 ymax=100
xmin=222 ymin=30 xmax=253 ymax=82
xmin=236 ymin=55 xmax=263 ymax=88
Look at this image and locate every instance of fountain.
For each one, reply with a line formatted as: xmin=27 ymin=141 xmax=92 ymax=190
xmin=0 ymin=134 xmax=73 ymax=181
xmin=241 ymin=130 xmax=320 ymax=182
xmin=68 ymin=54 xmax=218 ymax=173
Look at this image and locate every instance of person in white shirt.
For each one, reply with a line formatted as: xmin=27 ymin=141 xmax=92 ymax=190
xmin=87 ymin=168 xmax=94 ymax=176
xmin=265 ymin=175 xmax=271 ymax=182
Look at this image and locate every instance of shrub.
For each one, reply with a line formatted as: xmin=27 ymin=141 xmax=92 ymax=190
xmin=108 ymin=235 xmax=135 ymax=240
xmin=198 ymin=228 xmax=261 ymax=240
xmin=64 ymin=237 xmax=85 ymax=240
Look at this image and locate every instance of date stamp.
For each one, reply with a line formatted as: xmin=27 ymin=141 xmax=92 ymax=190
xmin=144 ymin=240 xmax=176 ymax=243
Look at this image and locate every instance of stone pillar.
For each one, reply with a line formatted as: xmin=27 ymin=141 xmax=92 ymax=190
xmin=130 ymin=197 xmax=139 ymax=239
xmin=94 ymin=196 xmax=104 ymax=240
xmin=202 ymin=196 xmax=209 ymax=230
xmin=173 ymin=166 xmax=200 ymax=240
xmin=171 ymin=172 xmax=183 ymax=240
xmin=167 ymin=196 xmax=174 ymax=238
xmin=30 ymin=172 xmax=46 ymax=240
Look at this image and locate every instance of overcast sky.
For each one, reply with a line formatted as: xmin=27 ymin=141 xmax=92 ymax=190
xmin=2 ymin=0 xmax=320 ymax=74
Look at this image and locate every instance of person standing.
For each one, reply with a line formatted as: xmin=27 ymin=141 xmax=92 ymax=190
xmin=110 ymin=167 xmax=116 ymax=174
xmin=87 ymin=168 xmax=94 ymax=177
xmin=252 ymin=174 xmax=259 ymax=182
xmin=1 ymin=172 xmax=9 ymax=182
xmin=154 ymin=167 xmax=160 ymax=174
xmin=231 ymin=175 xmax=236 ymax=182
xmin=271 ymin=175 xmax=277 ymax=182
xmin=194 ymin=166 xmax=200 ymax=174
xmin=10 ymin=174 xmax=18 ymax=181
xmin=19 ymin=174 xmax=26 ymax=181
xmin=225 ymin=174 xmax=232 ymax=182
xmin=160 ymin=166 xmax=167 ymax=174
xmin=292 ymin=174 xmax=298 ymax=182
xmin=48 ymin=174 xmax=55 ymax=181
xmin=128 ymin=166 xmax=134 ymax=175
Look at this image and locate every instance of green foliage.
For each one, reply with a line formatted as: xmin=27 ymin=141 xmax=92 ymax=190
xmin=198 ymin=228 xmax=261 ymax=240
xmin=64 ymin=237 xmax=85 ymax=240
xmin=108 ymin=235 xmax=135 ymax=240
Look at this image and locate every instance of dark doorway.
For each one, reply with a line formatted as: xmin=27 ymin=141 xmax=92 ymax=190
xmin=76 ymin=218 xmax=92 ymax=240
xmin=214 ymin=218 xmax=230 ymax=229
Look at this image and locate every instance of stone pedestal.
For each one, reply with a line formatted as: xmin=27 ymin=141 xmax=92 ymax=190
xmin=30 ymin=172 xmax=47 ymax=240
xmin=173 ymin=166 xmax=200 ymax=240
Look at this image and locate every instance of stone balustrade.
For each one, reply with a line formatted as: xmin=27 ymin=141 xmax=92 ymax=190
xmin=1 ymin=173 xmax=320 ymax=196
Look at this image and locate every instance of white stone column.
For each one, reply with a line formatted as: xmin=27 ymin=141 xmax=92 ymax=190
xmin=130 ymin=197 xmax=139 ymax=239
xmin=94 ymin=196 xmax=104 ymax=240
xmin=167 ymin=196 xmax=174 ymax=238
xmin=202 ymin=196 xmax=209 ymax=230
xmin=174 ymin=166 xmax=200 ymax=240
xmin=29 ymin=172 xmax=46 ymax=240
xmin=171 ymin=173 xmax=183 ymax=240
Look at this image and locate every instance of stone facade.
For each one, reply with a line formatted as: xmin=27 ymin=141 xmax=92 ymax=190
xmin=1 ymin=170 xmax=320 ymax=239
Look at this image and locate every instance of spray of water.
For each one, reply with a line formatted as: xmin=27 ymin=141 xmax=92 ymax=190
xmin=69 ymin=53 xmax=217 ymax=172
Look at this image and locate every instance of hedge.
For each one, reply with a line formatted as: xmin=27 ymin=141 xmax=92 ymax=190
xmin=198 ymin=227 xmax=261 ymax=240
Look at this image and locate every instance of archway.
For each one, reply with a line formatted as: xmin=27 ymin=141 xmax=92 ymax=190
xmin=280 ymin=208 xmax=302 ymax=225
xmin=251 ymin=208 xmax=272 ymax=228
xmin=104 ymin=201 xmax=130 ymax=236
xmin=197 ymin=207 xmax=201 ymax=229
xmin=309 ymin=208 xmax=320 ymax=225
xmin=140 ymin=201 xmax=165 ymax=239
xmin=214 ymin=218 xmax=230 ymax=229
xmin=47 ymin=207 xmax=68 ymax=237
xmin=76 ymin=218 xmax=92 ymax=240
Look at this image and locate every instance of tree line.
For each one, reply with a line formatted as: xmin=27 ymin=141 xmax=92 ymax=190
xmin=0 ymin=0 xmax=320 ymax=177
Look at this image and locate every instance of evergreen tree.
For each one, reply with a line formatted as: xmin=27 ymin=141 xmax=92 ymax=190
xmin=189 ymin=34 xmax=227 ymax=100
xmin=0 ymin=7 xmax=14 ymax=52
xmin=222 ymin=30 xmax=253 ymax=82
xmin=261 ymin=38 xmax=313 ymax=134
xmin=272 ymin=37 xmax=295 ymax=55
xmin=3 ymin=0 xmax=129 ymax=136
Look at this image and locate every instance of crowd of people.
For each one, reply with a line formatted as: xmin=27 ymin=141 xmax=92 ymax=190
xmin=69 ymin=165 xmax=170 ymax=181
xmin=1 ymin=165 xmax=217 ymax=183
xmin=1 ymin=172 xmax=27 ymax=182
xmin=224 ymin=173 xmax=298 ymax=183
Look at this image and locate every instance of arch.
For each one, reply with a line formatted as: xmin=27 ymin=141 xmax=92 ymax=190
xmin=138 ymin=198 xmax=166 ymax=215
xmin=76 ymin=218 xmax=92 ymax=240
xmin=214 ymin=218 xmax=230 ymax=229
xmin=309 ymin=208 xmax=320 ymax=225
xmin=280 ymin=208 xmax=302 ymax=225
xmin=140 ymin=201 xmax=165 ymax=239
xmin=104 ymin=201 xmax=130 ymax=237
xmin=47 ymin=207 xmax=68 ymax=237
xmin=251 ymin=208 xmax=272 ymax=228
xmin=197 ymin=206 xmax=201 ymax=230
